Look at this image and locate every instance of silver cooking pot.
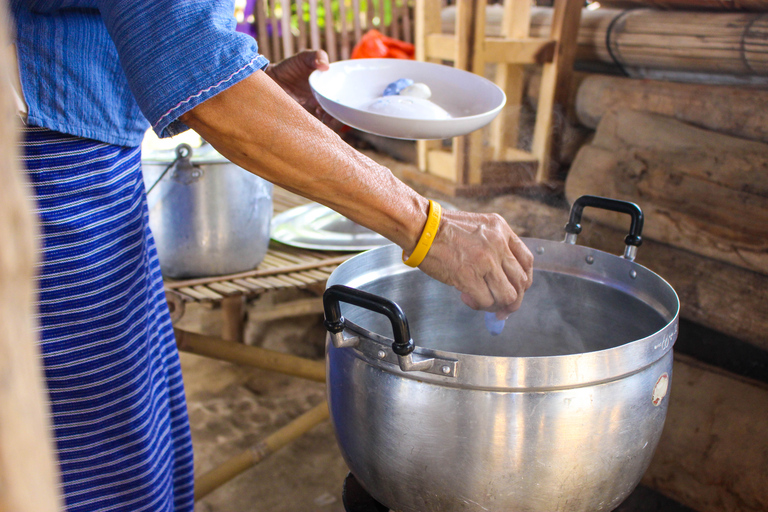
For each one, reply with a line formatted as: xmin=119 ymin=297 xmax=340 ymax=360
xmin=322 ymin=196 xmax=679 ymax=512
xmin=142 ymin=142 xmax=273 ymax=279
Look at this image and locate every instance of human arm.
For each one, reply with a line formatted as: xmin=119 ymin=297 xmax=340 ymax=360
xmin=179 ymin=70 xmax=533 ymax=316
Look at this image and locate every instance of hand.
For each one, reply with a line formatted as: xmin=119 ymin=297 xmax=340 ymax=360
xmin=416 ymin=210 xmax=534 ymax=319
xmin=264 ymin=50 xmax=342 ymax=130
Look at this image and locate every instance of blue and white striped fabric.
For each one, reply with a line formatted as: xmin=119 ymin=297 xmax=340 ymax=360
xmin=21 ymin=126 xmax=195 ymax=512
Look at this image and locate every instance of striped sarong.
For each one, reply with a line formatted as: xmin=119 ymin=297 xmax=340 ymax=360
xmin=21 ymin=126 xmax=195 ymax=512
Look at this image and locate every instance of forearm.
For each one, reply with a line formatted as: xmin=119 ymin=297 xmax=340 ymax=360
xmin=179 ymin=70 xmax=428 ymax=253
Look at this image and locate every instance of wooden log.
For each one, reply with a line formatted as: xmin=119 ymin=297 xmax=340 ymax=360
xmin=0 ymin=3 xmax=63 ymax=510
xmin=575 ymin=74 xmax=768 ymax=144
xmin=443 ymin=5 xmax=768 ymax=77
xmin=643 ymin=355 xmax=768 ymax=512
xmin=599 ymin=0 xmax=768 ymax=11
xmin=565 ymin=109 xmax=768 ymax=276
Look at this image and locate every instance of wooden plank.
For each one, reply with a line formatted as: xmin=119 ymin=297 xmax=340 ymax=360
xmin=296 ymin=0 xmax=308 ymax=51
xmin=221 ymin=296 xmax=246 ymax=343
xmin=504 ymin=148 xmax=538 ymax=162
xmin=0 ymin=8 xmax=64 ymax=508
xmin=492 ymin=0 xmax=532 ymax=160
xmin=401 ymin=0 xmax=413 ymax=44
xmin=249 ymin=297 xmax=325 ymax=323
xmin=426 ymin=148 xmax=458 ymax=182
xmin=256 ymin=0 xmax=271 ymax=60
xmin=378 ymin=0 xmax=386 ymax=35
xmin=278 ymin=274 xmax=311 ymax=287
xmin=207 ymin=282 xmax=241 ymax=296
xmin=192 ymin=286 xmax=225 ymax=301
xmin=267 ymin=0 xmax=283 ymax=60
xmin=338 ymin=0 xmax=350 ymax=59
xmin=352 ymin=0 xmax=363 ymax=44
xmin=530 ymin=0 xmax=582 ymax=183
xmin=245 ymin=277 xmax=275 ymax=290
xmin=423 ymin=33 xmax=458 ymax=61
xmin=178 ymin=286 xmax=211 ymax=301
xmin=308 ymin=0 xmax=321 ymax=50
xmin=322 ymin=0 xmax=337 ymax=61
xmin=232 ymin=278 xmax=262 ymax=291
xmin=217 ymin=280 xmax=251 ymax=293
xmin=280 ymin=0 xmax=294 ymax=58
xmin=483 ymin=38 xmax=556 ymax=64
xmin=165 ymin=254 xmax=354 ymax=290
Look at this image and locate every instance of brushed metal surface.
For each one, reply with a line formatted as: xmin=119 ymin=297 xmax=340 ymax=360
xmin=325 ymin=242 xmax=679 ymax=512
xmin=142 ymin=153 xmax=273 ymax=279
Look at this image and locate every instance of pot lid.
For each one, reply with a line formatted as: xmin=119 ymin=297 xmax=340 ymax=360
xmin=271 ymin=200 xmax=457 ymax=251
xmin=140 ymin=129 xmax=230 ymax=165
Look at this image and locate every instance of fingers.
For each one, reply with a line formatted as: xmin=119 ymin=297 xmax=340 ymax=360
xmin=417 ymin=210 xmax=534 ymax=317
xmin=313 ymin=50 xmax=330 ymax=71
xmin=292 ymin=49 xmax=330 ymax=71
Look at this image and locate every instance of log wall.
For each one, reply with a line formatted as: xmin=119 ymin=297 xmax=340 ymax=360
xmin=575 ymin=74 xmax=768 ymax=144
xmin=566 ymin=109 xmax=768 ymax=276
xmin=443 ymin=6 xmax=768 ymax=79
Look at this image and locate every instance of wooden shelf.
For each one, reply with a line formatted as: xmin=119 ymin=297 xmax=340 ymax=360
xmin=414 ymin=0 xmax=582 ymax=195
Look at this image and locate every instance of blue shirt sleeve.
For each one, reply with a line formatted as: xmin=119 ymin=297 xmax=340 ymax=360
xmin=97 ymin=0 xmax=269 ymax=138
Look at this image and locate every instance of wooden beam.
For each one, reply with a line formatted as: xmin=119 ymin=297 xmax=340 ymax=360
xmin=248 ymin=297 xmax=324 ymax=323
xmin=423 ymin=33 xmax=459 ymax=62
xmin=492 ymin=0 xmax=532 ymax=161
xmin=483 ymin=38 xmax=556 ymax=64
xmin=530 ymin=0 xmax=583 ymax=183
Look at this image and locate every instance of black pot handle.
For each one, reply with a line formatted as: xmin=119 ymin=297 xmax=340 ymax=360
xmin=564 ymin=195 xmax=644 ymax=260
xmin=323 ymin=284 xmax=414 ymax=356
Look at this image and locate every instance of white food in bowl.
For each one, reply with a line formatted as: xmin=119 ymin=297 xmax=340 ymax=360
xmin=366 ymin=95 xmax=451 ymax=120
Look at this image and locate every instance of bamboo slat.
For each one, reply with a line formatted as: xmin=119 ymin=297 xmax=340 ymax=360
xmin=280 ymin=0 xmax=294 ymax=59
xmin=256 ymin=0 xmax=270 ymax=60
xmin=268 ymin=0 xmax=282 ymax=61
xmin=248 ymin=0 xmax=413 ymax=62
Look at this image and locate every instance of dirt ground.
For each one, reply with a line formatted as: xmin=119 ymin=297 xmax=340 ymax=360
xmin=177 ymin=292 xmax=349 ymax=512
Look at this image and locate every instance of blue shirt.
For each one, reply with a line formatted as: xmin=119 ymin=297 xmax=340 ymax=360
xmin=12 ymin=0 xmax=270 ymax=147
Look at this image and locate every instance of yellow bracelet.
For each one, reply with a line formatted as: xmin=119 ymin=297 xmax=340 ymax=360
xmin=402 ymin=200 xmax=442 ymax=268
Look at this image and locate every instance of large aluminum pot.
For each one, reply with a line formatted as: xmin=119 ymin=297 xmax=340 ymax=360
xmin=323 ymin=196 xmax=679 ymax=512
xmin=142 ymin=142 xmax=273 ymax=278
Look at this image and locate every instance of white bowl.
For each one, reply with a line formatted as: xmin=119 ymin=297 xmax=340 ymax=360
xmin=309 ymin=59 xmax=506 ymax=140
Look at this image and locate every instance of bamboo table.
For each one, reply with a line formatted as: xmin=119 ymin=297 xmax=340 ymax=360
xmin=165 ymin=187 xmax=362 ymax=502
xmin=164 ymin=187 xmax=360 ymax=341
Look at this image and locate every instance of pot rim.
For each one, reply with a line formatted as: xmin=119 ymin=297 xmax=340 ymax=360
xmin=326 ymin=241 xmax=680 ymax=391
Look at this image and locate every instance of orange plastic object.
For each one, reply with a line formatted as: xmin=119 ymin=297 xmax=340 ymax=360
xmin=351 ymin=30 xmax=415 ymax=60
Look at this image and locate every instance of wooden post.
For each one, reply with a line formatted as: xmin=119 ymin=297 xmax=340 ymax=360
xmin=411 ymin=0 xmax=582 ymax=195
xmin=415 ymin=0 xmax=443 ymax=176
xmin=221 ymin=295 xmax=246 ymax=343
xmin=491 ymin=0 xmax=531 ymax=160
xmin=530 ymin=0 xmax=582 ymax=182
xmin=0 ymin=3 xmax=64 ymax=510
